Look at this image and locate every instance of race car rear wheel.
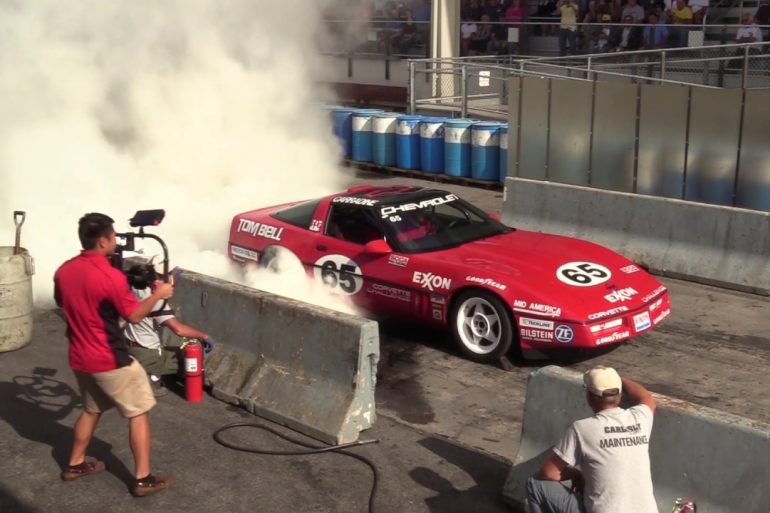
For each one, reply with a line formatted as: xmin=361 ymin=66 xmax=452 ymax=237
xmin=450 ymin=289 xmax=514 ymax=364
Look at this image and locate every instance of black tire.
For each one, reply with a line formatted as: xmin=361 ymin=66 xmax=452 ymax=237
xmin=449 ymin=289 xmax=516 ymax=364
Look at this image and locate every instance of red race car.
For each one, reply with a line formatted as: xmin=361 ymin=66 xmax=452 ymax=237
xmin=228 ymin=185 xmax=670 ymax=363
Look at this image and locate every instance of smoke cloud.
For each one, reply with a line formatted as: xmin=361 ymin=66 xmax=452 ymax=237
xmin=0 ymin=0 xmax=360 ymax=313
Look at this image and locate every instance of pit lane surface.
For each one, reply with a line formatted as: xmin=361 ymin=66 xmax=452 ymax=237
xmin=347 ymin=169 xmax=770 ymax=461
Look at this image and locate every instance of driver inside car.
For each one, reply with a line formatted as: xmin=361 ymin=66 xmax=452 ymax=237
xmin=396 ymin=209 xmax=436 ymax=243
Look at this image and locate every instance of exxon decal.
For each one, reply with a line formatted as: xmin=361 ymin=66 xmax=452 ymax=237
xmin=604 ymin=287 xmax=637 ymax=304
xmin=380 ymin=194 xmax=458 ymax=219
xmin=412 ymin=271 xmax=451 ymax=291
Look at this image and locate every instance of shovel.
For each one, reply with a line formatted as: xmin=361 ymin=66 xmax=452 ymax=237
xmin=13 ymin=211 xmax=25 ymax=255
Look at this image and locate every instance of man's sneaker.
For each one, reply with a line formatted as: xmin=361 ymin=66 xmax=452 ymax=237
xmin=61 ymin=459 xmax=106 ymax=481
xmin=149 ymin=375 xmax=168 ymax=398
xmin=131 ymin=474 xmax=172 ymax=497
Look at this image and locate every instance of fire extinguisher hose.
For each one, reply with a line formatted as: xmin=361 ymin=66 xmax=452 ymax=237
xmin=213 ymin=422 xmax=380 ymax=513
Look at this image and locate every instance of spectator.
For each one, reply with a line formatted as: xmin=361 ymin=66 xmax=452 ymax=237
xmin=534 ymin=0 xmax=560 ymax=35
xmin=461 ymin=14 xmax=479 ymax=55
xmin=378 ymin=2 xmax=403 ymax=53
xmin=736 ymin=12 xmax=763 ymax=43
xmin=394 ymin=10 xmax=421 ymax=54
xmin=54 ymin=213 xmax=174 ymax=497
xmin=470 ymin=14 xmax=494 ymax=54
xmin=609 ymin=0 xmax=624 ymax=22
xmin=483 ymin=0 xmax=506 ymax=21
xmin=587 ymin=1 xmax=615 ymax=52
xmin=622 ymin=0 xmax=646 ymax=23
xmin=504 ymin=0 xmax=527 ymax=53
xmin=756 ymin=0 xmax=770 ymax=40
xmin=669 ymin=0 xmax=693 ymax=47
xmin=689 ymin=0 xmax=709 ymax=25
xmin=465 ymin=0 xmax=484 ymax=21
xmin=611 ymin=14 xmax=643 ymax=50
xmin=556 ymin=0 xmax=580 ymax=56
xmin=526 ymin=366 xmax=658 ymax=513
xmin=642 ymin=11 xmax=669 ymax=48
xmin=410 ymin=0 xmax=431 ymax=53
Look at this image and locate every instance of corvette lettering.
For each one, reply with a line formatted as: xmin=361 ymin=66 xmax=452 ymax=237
xmin=333 ymin=197 xmax=379 ymax=206
xmin=237 ymin=219 xmax=284 ymax=241
xmin=412 ymin=271 xmax=451 ymax=291
xmin=596 ymin=331 xmax=630 ymax=346
xmin=380 ymin=194 xmax=458 ymax=218
xmin=367 ymin=284 xmax=411 ymax=303
xmin=465 ymin=276 xmax=507 ymax=290
xmin=588 ymin=306 xmax=629 ymax=320
xmin=604 ymin=287 xmax=638 ymax=304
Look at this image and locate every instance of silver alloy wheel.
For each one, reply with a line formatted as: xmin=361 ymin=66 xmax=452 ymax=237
xmin=455 ymin=296 xmax=502 ymax=355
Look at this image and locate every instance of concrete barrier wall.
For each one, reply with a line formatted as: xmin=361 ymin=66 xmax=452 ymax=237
xmin=502 ymin=365 xmax=770 ymax=513
xmin=502 ymin=177 xmax=770 ymax=295
xmin=172 ymin=270 xmax=380 ymax=445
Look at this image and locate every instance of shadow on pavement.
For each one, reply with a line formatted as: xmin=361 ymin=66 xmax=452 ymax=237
xmin=0 ymin=483 xmax=43 ymax=513
xmin=0 ymin=367 xmax=134 ymax=488
xmin=410 ymin=436 xmax=510 ymax=513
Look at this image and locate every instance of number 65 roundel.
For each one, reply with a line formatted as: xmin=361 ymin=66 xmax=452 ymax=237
xmin=313 ymin=254 xmax=364 ymax=295
xmin=556 ymin=261 xmax=612 ymax=287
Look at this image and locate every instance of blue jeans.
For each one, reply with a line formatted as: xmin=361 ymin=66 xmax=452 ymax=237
xmin=526 ymin=476 xmax=586 ymax=513
xmin=558 ymin=29 xmax=577 ymax=56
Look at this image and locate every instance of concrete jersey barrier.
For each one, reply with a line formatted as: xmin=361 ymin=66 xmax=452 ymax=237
xmin=502 ymin=177 xmax=770 ymax=295
xmin=502 ymin=365 xmax=770 ymax=513
xmin=172 ymin=270 xmax=380 ymax=445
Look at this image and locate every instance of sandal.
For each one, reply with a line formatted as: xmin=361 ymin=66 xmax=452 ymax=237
xmin=60 ymin=460 xmax=106 ymax=481
xmin=131 ymin=473 xmax=172 ymax=497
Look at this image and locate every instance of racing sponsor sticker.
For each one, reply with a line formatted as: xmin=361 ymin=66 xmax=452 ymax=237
xmin=465 ymin=276 xmax=507 ymax=291
xmin=412 ymin=271 xmax=451 ymax=291
xmin=554 ymin=325 xmax=574 ymax=344
xmin=633 ymin=311 xmax=652 ymax=332
xmin=513 ymin=300 xmax=562 ymax=317
xmin=604 ymin=287 xmax=638 ymax=304
xmin=641 ymin=285 xmax=667 ymax=303
xmin=432 ymin=308 xmax=443 ymax=320
xmin=230 ymin=245 xmax=260 ymax=263
xmin=388 ymin=254 xmax=410 ymax=268
xmin=429 ymin=293 xmax=446 ymax=305
xmin=520 ymin=328 xmax=553 ymax=343
xmin=519 ymin=318 xmax=555 ymax=330
xmin=313 ymin=255 xmax=363 ymax=295
xmin=620 ymin=264 xmax=641 ymax=274
xmin=596 ymin=331 xmax=630 ymax=346
xmin=380 ymin=194 xmax=458 ymax=219
xmin=332 ymin=196 xmax=378 ymax=206
xmin=648 ymin=297 xmax=663 ymax=312
xmin=589 ymin=318 xmax=623 ymax=333
xmin=237 ymin=219 xmax=284 ymax=241
xmin=652 ymin=308 xmax=671 ymax=325
xmin=309 ymin=219 xmax=323 ymax=232
xmin=556 ymin=262 xmax=612 ymax=287
xmin=588 ymin=306 xmax=629 ymax=320
xmin=367 ymin=283 xmax=411 ymax=303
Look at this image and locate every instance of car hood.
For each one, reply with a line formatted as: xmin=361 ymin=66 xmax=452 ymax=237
xmin=433 ymin=229 xmax=666 ymax=321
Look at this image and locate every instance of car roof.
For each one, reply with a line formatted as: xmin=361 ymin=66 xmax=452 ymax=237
xmin=336 ymin=185 xmax=452 ymax=205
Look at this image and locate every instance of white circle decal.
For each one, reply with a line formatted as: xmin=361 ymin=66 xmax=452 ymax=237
xmin=556 ymin=261 xmax=612 ymax=287
xmin=313 ymin=254 xmax=363 ymax=295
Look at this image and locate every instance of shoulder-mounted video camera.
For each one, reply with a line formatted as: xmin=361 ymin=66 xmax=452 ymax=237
xmin=110 ymin=209 xmax=170 ymax=285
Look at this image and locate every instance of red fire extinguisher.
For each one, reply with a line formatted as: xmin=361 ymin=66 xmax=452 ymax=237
xmin=183 ymin=339 xmax=203 ymax=403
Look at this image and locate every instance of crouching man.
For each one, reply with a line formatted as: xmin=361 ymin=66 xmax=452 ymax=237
xmin=123 ymin=264 xmax=212 ymax=397
xmin=526 ymin=366 xmax=658 ymax=513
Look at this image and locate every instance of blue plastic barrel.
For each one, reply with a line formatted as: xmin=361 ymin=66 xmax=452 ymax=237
xmin=499 ymin=124 xmax=508 ymax=183
xmin=331 ymin=107 xmax=356 ymax=159
xmin=372 ymin=112 xmax=400 ymax=166
xmin=444 ymin=119 xmax=475 ymax=177
xmin=420 ymin=117 xmax=446 ymax=173
xmin=351 ymin=109 xmax=383 ymax=162
xmin=396 ymin=115 xmax=422 ymax=170
xmin=471 ymin=122 xmax=504 ymax=181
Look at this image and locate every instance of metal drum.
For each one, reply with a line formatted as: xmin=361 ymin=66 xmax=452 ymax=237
xmin=0 ymin=247 xmax=34 ymax=352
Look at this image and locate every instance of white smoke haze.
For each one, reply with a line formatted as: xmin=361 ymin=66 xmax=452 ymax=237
xmin=0 ymin=0 xmax=359 ymax=314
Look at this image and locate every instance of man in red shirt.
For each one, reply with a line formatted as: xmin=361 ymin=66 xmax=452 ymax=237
xmin=54 ymin=212 xmax=174 ymax=497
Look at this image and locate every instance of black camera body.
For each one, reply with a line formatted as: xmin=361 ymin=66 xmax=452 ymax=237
xmin=110 ymin=210 xmax=170 ymax=284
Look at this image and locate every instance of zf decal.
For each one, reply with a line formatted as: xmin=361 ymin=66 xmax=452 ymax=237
xmin=556 ymin=262 xmax=612 ymax=287
xmin=554 ymin=325 xmax=574 ymax=343
xmin=313 ymin=255 xmax=363 ymax=295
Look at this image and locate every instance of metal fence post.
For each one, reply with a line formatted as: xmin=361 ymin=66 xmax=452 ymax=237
xmin=408 ymin=60 xmax=416 ymax=115
xmin=741 ymin=45 xmax=749 ymax=88
xmin=586 ymin=55 xmax=593 ymax=81
xmin=461 ymin=64 xmax=468 ymax=119
xmin=660 ymin=50 xmax=666 ymax=81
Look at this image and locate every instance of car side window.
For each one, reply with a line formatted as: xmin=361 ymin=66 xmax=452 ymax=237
xmin=271 ymin=200 xmax=321 ymax=229
xmin=326 ymin=205 xmax=384 ymax=245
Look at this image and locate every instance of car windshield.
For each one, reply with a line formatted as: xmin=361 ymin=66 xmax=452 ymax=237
xmin=377 ymin=193 xmax=511 ymax=253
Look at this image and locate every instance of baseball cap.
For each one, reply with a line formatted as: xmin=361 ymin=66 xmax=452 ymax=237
xmin=583 ymin=366 xmax=622 ymax=397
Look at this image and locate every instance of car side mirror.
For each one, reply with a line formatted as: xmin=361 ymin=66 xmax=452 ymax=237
xmin=363 ymin=239 xmax=393 ymax=255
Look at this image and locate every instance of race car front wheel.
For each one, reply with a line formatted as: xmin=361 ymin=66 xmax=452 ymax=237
xmin=450 ymin=290 xmax=514 ymax=364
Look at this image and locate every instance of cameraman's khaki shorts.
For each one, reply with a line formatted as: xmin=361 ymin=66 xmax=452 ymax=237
xmin=74 ymin=358 xmax=156 ymax=418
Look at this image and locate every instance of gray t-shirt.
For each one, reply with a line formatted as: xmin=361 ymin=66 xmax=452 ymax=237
xmin=554 ymin=404 xmax=657 ymax=513
xmin=123 ymin=287 xmax=175 ymax=351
